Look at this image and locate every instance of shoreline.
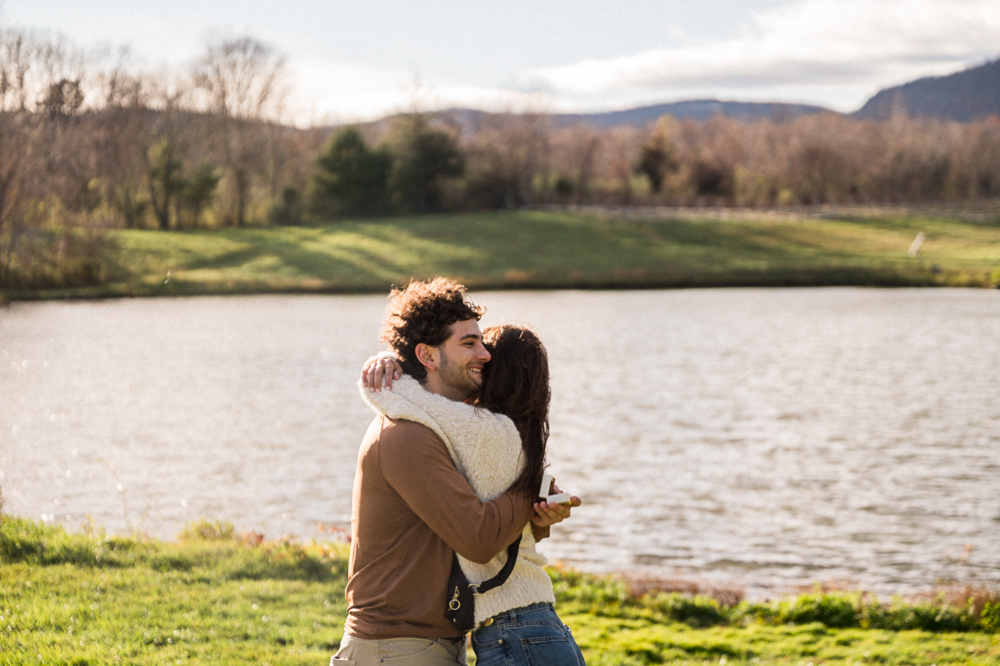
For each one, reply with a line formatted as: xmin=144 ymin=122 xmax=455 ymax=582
xmin=5 ymin=279 xmax=990 ymax=304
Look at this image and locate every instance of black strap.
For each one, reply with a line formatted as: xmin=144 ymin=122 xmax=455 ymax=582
xmin=471 ymin=536 xmax=521 ymax=595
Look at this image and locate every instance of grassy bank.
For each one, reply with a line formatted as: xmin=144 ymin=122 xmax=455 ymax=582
xmin=4 ymin=210 xmax=1000 ymax=300
xmin=2 ymin=517 xmax=998 ymax=665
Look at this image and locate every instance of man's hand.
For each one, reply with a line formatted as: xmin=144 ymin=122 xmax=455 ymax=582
xmin=361 ymin=356 xmax=402 ymax=392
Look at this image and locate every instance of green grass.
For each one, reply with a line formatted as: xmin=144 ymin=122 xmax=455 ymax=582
xmin=4 ymin=211 xmax=1000 ymax=300
xmin=3 ymin=517 xmax=999 ymax=665
xmin=1 ymin=518 xmax=349 ymax=665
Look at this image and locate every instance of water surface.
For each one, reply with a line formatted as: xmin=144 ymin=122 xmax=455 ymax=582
xmin=2 ymin=289 xmax=998 ymax=595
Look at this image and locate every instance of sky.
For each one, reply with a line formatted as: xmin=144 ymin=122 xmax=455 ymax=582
xmin=3 ymin=0 xmax=1000 ymax=124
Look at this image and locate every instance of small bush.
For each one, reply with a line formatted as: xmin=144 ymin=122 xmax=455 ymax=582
xmin=778 ymin=591 xmax=860 ymax=628
xmin=645 ymin=592 xmax=728 ymax=627
xmin=177 ymin=518 xmax=236 ymax=542
xmin=1 ymin=224 xmax=111 ymax=290
xmin=0 ymin=516 xmax=46 ymax=562
xmin=549 ymin=565 xmax=629 ymax=614
xmin=865 ymin=595 xmax=980 ymax=632
xmin=982 ymin=601 xmax=1000 ymax=633
xmin=0 ymin=516 xmax=99 ymax=566
xmin=267 ymin=186 xmax=304 ymax=225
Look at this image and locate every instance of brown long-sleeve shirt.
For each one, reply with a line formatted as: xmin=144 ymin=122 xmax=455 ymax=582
xmin=344 ymin=415 xmax=534 ymax=639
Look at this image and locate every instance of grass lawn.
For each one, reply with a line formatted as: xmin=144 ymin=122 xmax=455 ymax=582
xmin=2 ymin=517 xmax=998 ymax=665
xmin=4 ymin=211 xmax=1000 ymax=300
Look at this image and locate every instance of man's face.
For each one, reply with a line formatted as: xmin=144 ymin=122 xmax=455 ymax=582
xmin=436 ymin=318 xmax=491 ymax=400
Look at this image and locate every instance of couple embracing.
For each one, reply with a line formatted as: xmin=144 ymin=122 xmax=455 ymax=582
xmin=332 ymin=278 xmax=585 ymax=666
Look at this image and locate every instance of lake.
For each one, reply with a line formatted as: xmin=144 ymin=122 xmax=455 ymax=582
xmin=2 ymin=288 xmax=998 ymax=597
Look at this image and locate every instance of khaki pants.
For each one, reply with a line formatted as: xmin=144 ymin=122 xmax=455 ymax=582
xmin=331 ymin=633 xmax=468 ymax=666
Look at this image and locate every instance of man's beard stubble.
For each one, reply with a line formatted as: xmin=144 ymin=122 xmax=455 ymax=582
xmin=438 ymin=350 xmax=480 ymax=399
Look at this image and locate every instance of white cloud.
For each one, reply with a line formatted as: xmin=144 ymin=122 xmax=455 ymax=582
xmin=522 ymin=0 xmax=1000 ymax=111
xmin=287 ymin=60 xmax=413 ymax=125
xmin=288 ymin=59 xmax=565 ymax=125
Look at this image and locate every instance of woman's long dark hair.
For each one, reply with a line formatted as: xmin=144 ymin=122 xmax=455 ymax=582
xmin=476 ymin=325 xmax=549 ymax=497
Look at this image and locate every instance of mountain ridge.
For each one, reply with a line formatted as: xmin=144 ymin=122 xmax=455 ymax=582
xmin=427 ymin=57 xmax=1000 ymax=129
xmin=853 ymin=58 xmax=1000 ymax=122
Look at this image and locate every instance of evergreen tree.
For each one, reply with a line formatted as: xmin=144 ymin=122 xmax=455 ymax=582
xmin=146 ymin=136 xmax=185 ymax=230
xmin=180 ymin=163 xmax=221 ymax=228
xmin=635 ymin=130 xmax=678 ymax=194
xmin=387 ymin=115 xmax=464 ymax=214
xmin=309 ymin=127 xmax=391 ymax=218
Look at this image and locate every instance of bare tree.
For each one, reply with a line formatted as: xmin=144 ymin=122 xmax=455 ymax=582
xmin=550 ymin=124 xmax=601 ymax=204
xmin=193 ymin=36 xmax=286 ymax=226
xmin=0 ymin=30 xmax=39 ymax=284
xmin=89 ymin=50 xmax=155 ymax=227
xmin=0 ymin=111 xmax=33 ymax=285
xmin=463 ymin=112 xmax=550 ymax=209
xmin=34 ymin=34 xmax=87 ymax=116
xmin=0 ymin=30 xmax=34 ymax=112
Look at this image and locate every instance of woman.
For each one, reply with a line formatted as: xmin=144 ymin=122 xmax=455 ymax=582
xmin=361 ymin=324 xmax=586 ymax=666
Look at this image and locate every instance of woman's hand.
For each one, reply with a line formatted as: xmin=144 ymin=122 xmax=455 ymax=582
xmin=361 ymin=356 xmax=402 ymax=392
xmin=530 ymin=484 xmax=581 ymax=528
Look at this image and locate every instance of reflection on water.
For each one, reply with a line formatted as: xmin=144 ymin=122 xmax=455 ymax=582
xmin=2 ymin=289 xmax=999 ymax=595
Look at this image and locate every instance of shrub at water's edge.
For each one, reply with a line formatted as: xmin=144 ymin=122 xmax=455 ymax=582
xmin=4 ymin=516 xmax=995 ymax=634
xmin=546 ymin=565 xmax=1000 ymax=634
xmin=0 ymin=515 xmax=348 ymax=581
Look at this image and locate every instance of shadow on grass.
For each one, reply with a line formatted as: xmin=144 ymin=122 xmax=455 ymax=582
xmin=176 ymin=229 xmax=420 ymax=284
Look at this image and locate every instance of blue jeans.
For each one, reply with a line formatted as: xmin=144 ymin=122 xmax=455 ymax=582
xmin=471 ymin=603 xmax=585 ymax=666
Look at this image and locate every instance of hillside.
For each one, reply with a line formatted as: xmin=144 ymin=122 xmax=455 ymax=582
xmin=546 ymin=99 xmax=832 ymax=127
xmin=438 ymin=100 xmax=832 ymax=131
xmin=855 ymin=58 xmax=1000 ymax=121
xmin=4 ymin=210 xmax=999 ymax=301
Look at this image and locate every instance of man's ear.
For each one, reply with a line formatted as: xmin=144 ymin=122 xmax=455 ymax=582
xmin=414 ymin=343 xmax=437 ymax=370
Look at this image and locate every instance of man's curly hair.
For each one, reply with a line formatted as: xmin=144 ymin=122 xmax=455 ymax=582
xmin=380 ymin=277 xmax=485 ymax=382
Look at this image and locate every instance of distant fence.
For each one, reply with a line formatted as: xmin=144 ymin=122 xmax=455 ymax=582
xmin=528 ymin=200 xmax=1000 ymax=224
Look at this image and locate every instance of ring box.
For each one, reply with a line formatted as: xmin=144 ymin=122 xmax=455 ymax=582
xmin=539 ymin=474 xmax=554 ymax=498
xmin=538 ymin=474 xmax=572 ymax=505
xmin=545 ymin=492 xmax=572 ymax=505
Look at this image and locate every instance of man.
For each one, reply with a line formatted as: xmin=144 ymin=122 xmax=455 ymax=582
xmin=332 ymin=278 xmax=577 ymax=666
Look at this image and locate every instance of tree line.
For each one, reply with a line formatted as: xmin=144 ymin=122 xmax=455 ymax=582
xmin=2 ymin=29 xmax=1000 ymax=289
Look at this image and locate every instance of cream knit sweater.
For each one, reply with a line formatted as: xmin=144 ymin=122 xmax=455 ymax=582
xmin=359 ymin=371 xmax=555 ymax=625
